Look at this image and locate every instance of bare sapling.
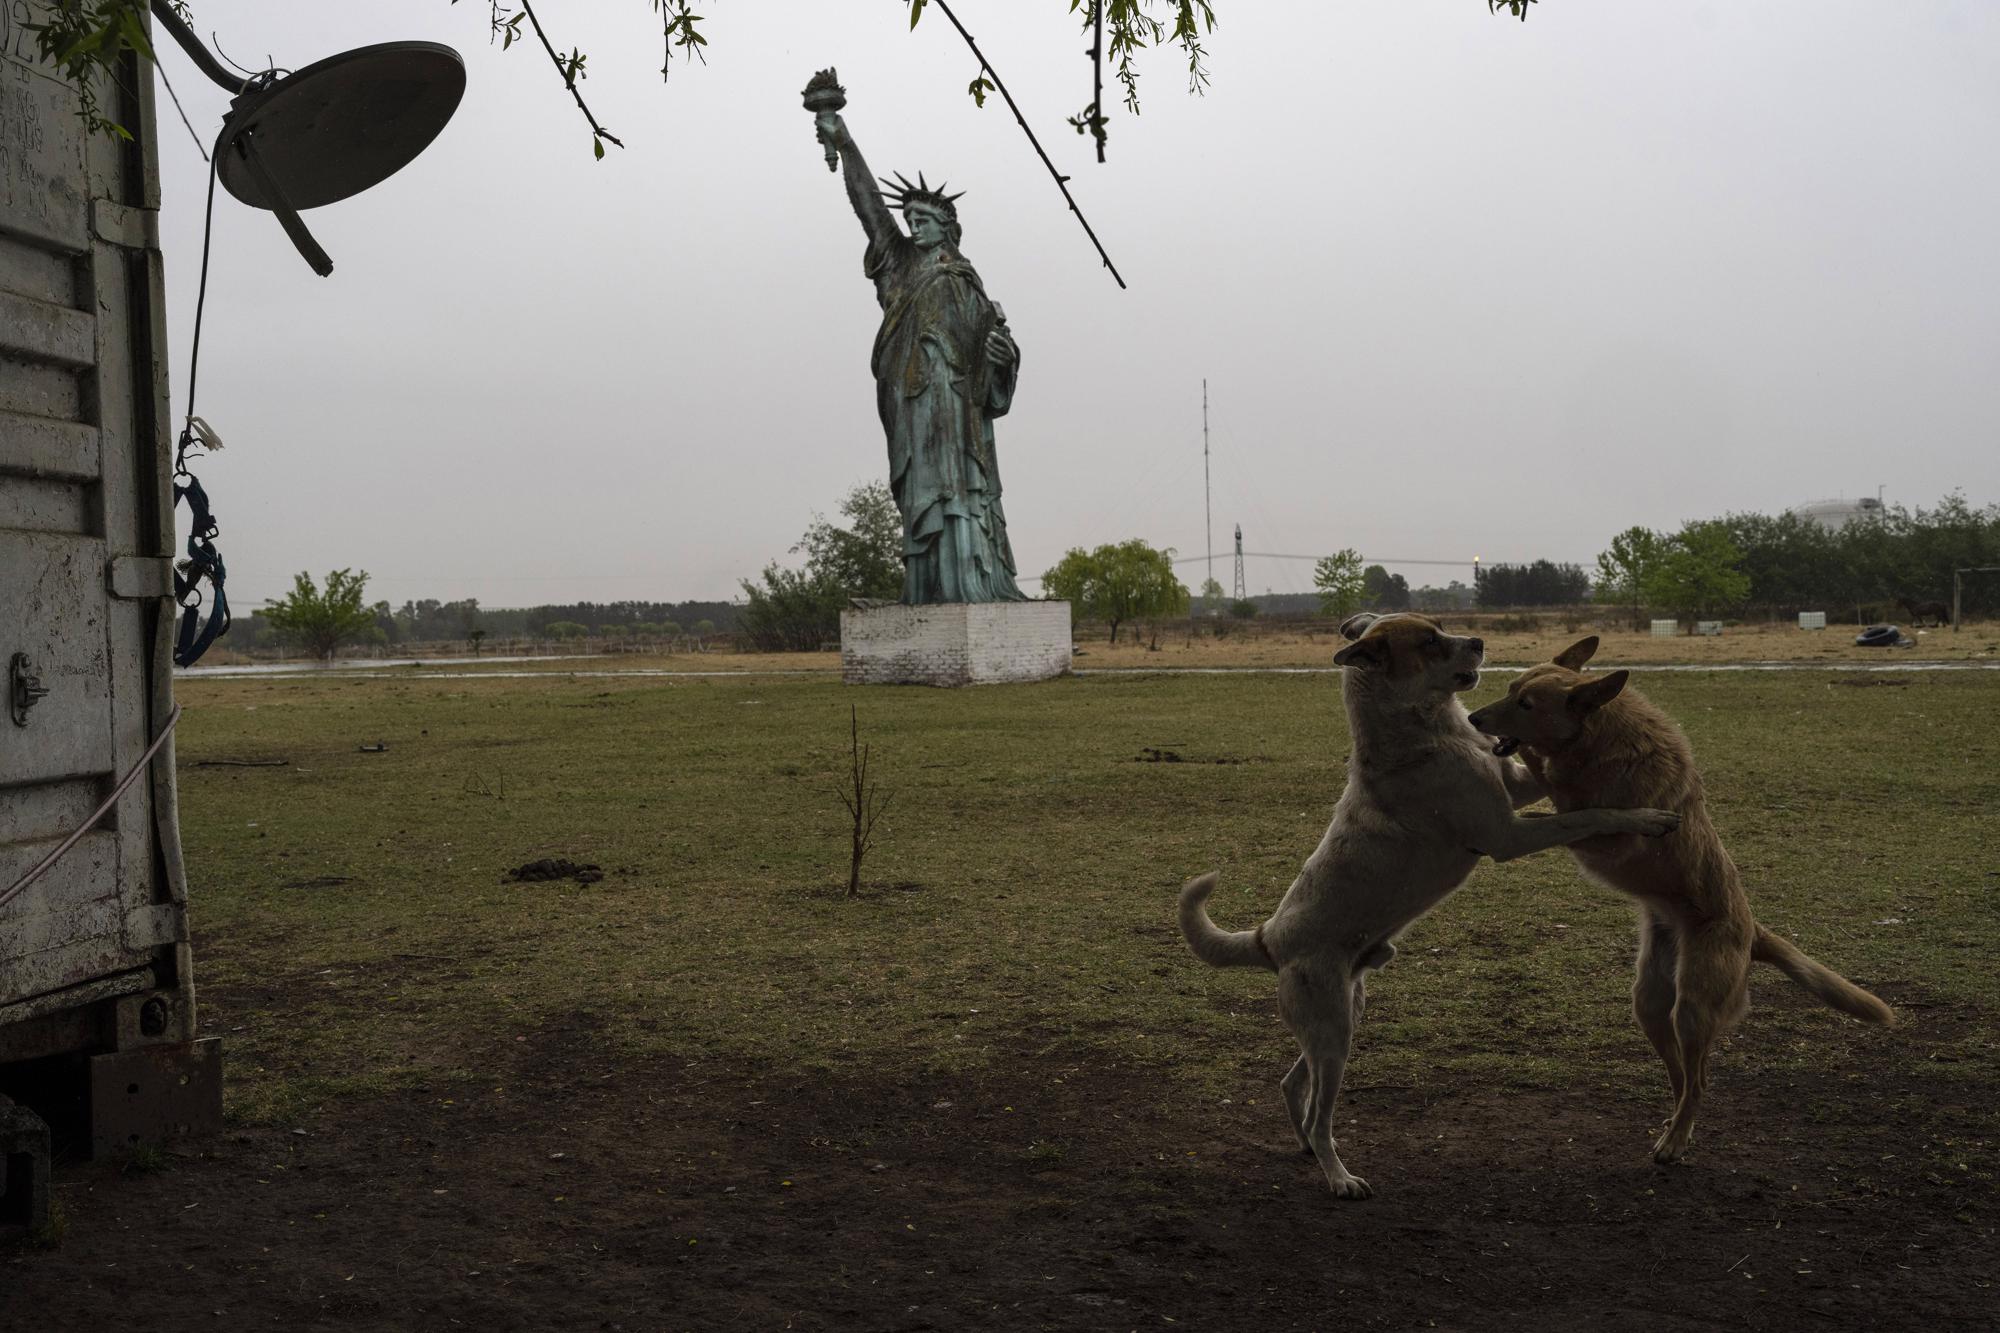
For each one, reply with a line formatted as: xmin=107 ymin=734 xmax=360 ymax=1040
xmin=836 ymin=706 xmax=893 ymax=898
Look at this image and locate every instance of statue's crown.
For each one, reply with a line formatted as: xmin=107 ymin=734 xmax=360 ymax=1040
xmin=879 ymin=171 xmax=964 ymax=219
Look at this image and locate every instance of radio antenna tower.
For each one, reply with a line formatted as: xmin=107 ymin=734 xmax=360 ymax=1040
xmin=1232 ymin=523 xmax=1246 ymax=602
xmin=1202 ymin=379 xmax=1213 ymax=597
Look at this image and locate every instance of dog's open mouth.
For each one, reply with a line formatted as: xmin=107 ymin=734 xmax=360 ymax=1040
xmin=1491 ymin=737 xmax=1521 ymax=758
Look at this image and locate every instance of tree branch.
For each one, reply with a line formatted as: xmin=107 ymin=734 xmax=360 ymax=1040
xmin=927 ymin=0 xmax=1126 ymax=289
xmin=1091 ymin=1 xmax=1105 ymax=163
xmin=516 ymin=0 xmax=624 ymax=156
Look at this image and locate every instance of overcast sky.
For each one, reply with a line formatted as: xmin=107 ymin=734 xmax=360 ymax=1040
xmin=151 ymin=1 xmax=2000 ymax=607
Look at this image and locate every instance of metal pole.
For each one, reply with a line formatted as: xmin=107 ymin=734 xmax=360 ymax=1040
xmin=1955 ymin=569 xmax=1962 ymax=633
xmin=1203 ymin=379 xmax=1212 ymax=598
xmin=150 ymin=0 xmax=250 ymax=94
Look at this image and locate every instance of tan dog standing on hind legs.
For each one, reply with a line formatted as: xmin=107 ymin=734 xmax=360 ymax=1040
xmin=1466 ymin=637 xmax=1895 ymax=1164
xmin=1177 ymin=612 xmax=1683 ymax=1198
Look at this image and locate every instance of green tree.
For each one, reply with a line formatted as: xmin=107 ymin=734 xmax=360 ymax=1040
xmin=1707 ymin=510 xmax=1839 ymax=615
xmin=263 ymin=569 xmax=379 ymax=660
xmin=1412 ymin=580 xmax=1473 ymax=613
xmin=693 ymin=618 xmax=716 ymax=650
xmin=1360 ymin=564 xmax=1411 ymax=610
xmin=1228 ymin=598 xmax=1259 ymax=619
xmin=1594 ymin=526 xmax=1668 ymax=631
xmin=739 ymin=563 xmax=841 ymax=652
xmin=544 ymin=620 xmax=589 ymax=640
xmin=1643 ymin=522 xmax=1751 ymax=628
xmin=1312 ymin=548 xmax=1365 ymax=620
xmin=1475 ymin=559 xmax=1591 ymax=608
xmin=1041 ymin=539 xmax=1189 ymax=644
xmin=741 ymin=482 xmax=908 ymax=651
xmin=796 ymin=482 xmax=904 ymax=604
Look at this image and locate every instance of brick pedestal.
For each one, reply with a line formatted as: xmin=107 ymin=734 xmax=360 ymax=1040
xmin=840 ymin=601 xmax=1072 ymax=686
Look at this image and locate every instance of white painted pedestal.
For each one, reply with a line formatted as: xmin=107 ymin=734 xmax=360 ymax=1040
xmin=839 ymin=601 xmax=1073 ymax=687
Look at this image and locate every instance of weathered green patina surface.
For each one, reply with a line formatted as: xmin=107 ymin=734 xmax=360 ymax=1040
xmin=810 ymin=73 xmax=1027 ymax=605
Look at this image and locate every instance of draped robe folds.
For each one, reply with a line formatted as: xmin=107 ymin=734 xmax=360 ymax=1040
xmin=864 ymin=230 xmax=1027 ymax=604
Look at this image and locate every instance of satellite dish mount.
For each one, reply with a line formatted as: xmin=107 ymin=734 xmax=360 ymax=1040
xmin=149 ymin=0 xmax=466 ymax=276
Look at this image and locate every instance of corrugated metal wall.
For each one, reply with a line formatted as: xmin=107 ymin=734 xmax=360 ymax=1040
xmin=2 ymin=3 xmax=195 ymax=1060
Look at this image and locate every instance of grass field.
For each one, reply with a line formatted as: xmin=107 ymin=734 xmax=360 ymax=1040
xmin=171 ymin=663 xmax=1998 ymax=1115
xmin=11 ymin=661 xmax=1998 ymax=1329
xmin=191 ymin=614 xmax=2000 ymax=676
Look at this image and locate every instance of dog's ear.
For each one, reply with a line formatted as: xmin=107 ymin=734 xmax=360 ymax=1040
xmin=1338 ymin=612 xmax=1380 ymax=642
xmin=1333 ymin=635 xmax=1386 ymax=668
xmin=1566 ymin=668 xmax=1629 ymax=714
xmin=1552 ymin=636 xmax=1600 ymax=671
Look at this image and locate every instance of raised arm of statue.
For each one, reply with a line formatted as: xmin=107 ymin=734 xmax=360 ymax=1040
xmin=817 ymin=113 xmax=901 ymax=251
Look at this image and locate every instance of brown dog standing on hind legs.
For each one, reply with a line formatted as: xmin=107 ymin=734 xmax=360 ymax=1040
xmin=1466 ymin=637 xmax=1895 ymax=1164
xmin=1177 ymin=612 xmax=1683 ymax=1198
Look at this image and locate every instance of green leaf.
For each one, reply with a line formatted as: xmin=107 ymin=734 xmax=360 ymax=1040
xmin=909 ymin=0 xmax=927 ymax=30
xmin=593 ymin=135 xmax=606 ymax=161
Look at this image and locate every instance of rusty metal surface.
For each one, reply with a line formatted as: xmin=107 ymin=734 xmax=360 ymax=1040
xmin=87 ymin=1038 xmax=222 ymax=1158
xmin=0 ymin=966 xmax=152 ymax=1035
xmin=0 ymin=10 xmax=89 ymax=252
xmin=3 ymin=3 xmax=192 ymax=1055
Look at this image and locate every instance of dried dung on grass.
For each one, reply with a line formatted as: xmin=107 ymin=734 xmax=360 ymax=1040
xmin=505 ymin=858 xmax=604 ymax=885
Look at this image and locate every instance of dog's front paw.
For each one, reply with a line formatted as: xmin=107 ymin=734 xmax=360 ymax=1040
xmin=1328 ymin=1172 xmax=1373 ymax=1200
xmin=1620 ymin=808 xmax=1682 ymax=837
xmin=1651 ymin=1124 xmax=1693 ymax=1164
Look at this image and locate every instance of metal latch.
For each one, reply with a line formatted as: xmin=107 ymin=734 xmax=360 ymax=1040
xmin=9 ymin=654 xmax=50 ymax=726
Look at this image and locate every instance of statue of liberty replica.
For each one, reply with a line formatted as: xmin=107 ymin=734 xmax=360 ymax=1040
xmin=806 ymin=70 xmax=1028 ymax=605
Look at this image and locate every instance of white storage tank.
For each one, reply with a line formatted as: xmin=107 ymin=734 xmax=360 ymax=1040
xmin=1792 ymin=496 xmax=1885 ymax=532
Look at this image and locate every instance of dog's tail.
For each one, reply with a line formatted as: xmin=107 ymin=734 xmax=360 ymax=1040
xmin=1751 ymin=925 xmax=1895 ymax=1026
xmin=1177 ymin=872 xmax=1276 ymax=971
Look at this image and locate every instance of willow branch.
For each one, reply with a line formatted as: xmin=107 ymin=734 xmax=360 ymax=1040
xmin=1091 ymin=0 xmax=1105 ymax=164
xmin=518 ymin=0 xmax=624 ymax=152
xmin=928 ymin=0 xmax=1126 ymax=290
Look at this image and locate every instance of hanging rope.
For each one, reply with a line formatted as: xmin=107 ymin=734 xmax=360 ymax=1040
xmin=0 ymin=706 xmax=184 ymax=913
xmin=171 ymin=144 xmax=230 ymax=667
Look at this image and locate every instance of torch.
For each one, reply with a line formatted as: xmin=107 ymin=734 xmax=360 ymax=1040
xmin=802 ymin=68 xmax=846 ymax=172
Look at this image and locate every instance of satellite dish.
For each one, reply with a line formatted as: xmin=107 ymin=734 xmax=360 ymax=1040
xmin=216 ymin=43 xmax=465 ymax=213
xmin=151 ymin=1 xmax=465 ymax=275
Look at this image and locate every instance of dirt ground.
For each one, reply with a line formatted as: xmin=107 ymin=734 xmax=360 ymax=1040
xmin=6 ymin=983 xmax=1990 ymax=1332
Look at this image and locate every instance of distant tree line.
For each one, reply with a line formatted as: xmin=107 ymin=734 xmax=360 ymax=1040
xmin=727 ymin=488 xmax=1999 ymax=654
xmin=235 ymin=590 xmax=740 ymax=654
xmin=1594 ymin=493 xmax=1999 ymax=626
xmin=1412 ymin=580 xmax=1475 ymax=612
xmin=1309 ymin=553 xmax=1415 ymax=617
xmin=1474 ymin=560 xmax=1592 ymax=609
xmin=363 ymin=597 xmax=740 ymax=644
